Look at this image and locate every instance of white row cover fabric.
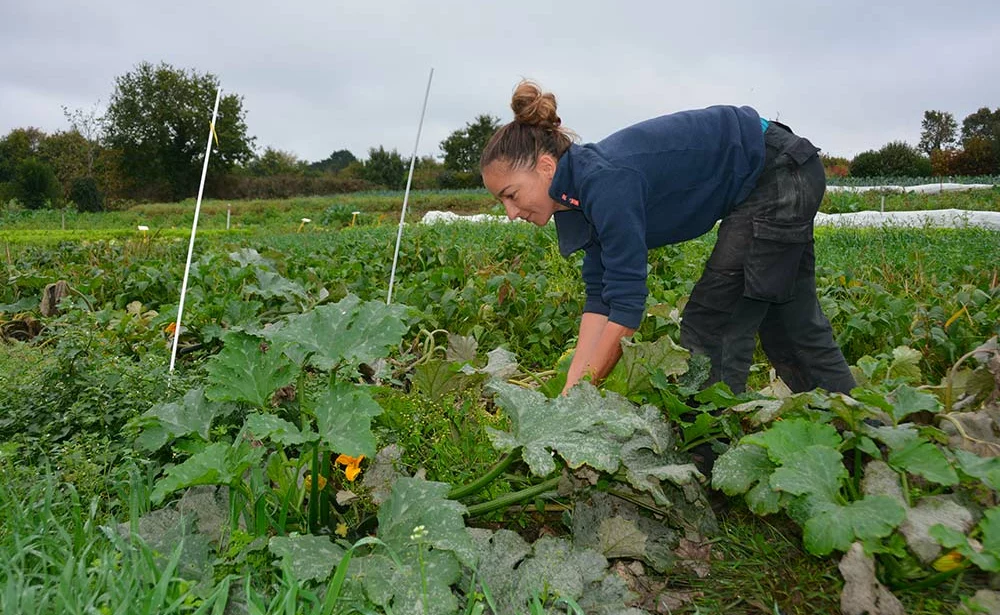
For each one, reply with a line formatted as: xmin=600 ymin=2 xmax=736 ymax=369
xmin=422 ymin=209 xmax=1000 ymax=231
xmin=827 ymin=183 xmax=996 ymax=194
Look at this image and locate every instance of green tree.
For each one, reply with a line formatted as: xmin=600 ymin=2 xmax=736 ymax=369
xmin=440 ymin=114 xmax=501 ymax=175
xmin=360 ymin=146 xmax=406 ymax=189
xmin=248 ymin=147 xmax=302 ymax=176
xmin=960 ymin=107 xmax=1000 ymax=173
xmin=308 ymin=149 xmax=357 ymax=174
xmin=0 ymin=127 xmax=46 ymax=184
xmin=849 ymin=141 xmax=931 ymax=178
xmin=104 ymin=61 xmax=255 ymax=201
xmin=918 ymin=110 xmax=957 ymax=155
xmin=69 ymin=177 xmax=104 ymax=212
xmin=14 ymin=158 xmax=61 ymax=209
xmin=38 ymin=130 xmax=91 ymax=195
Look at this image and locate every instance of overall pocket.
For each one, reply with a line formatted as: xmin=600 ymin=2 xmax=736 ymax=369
xmin=744 ymin=217 xmax=813 ymax=303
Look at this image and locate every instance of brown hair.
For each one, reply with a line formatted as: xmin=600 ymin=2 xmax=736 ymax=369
xmin=479 ymin=80 xmax=576 ymax=171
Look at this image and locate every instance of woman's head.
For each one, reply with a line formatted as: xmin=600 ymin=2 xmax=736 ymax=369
xmin=480 ymin=80 xmax=576 ymax=226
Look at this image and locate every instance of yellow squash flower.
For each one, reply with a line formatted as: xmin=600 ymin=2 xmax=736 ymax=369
xmin=932 ymin=550 xmax=965 ymax=572
xmin=335 ymin=454 xmax=365 ymax=482
xmin=303 ymin=473 xmax=328 ymax=492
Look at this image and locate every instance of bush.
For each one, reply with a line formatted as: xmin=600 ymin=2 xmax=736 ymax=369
xmin=436 ymin=169 xmax=483 ymax=189
xmin=848 ymin=150 xmax=881 ymax=178
xmin=13 ymin=158 xmax=61 ymax=209
xmin=208 ymin=173 xmax=376 ymax=200
xmin=952 ymin=138 xmax=999 ymax=176
xmin=360 ymin=146 xmax=406 ymax=189
xmin=849 ymin=142 xmax=932 ymax=178
xmin=68 ymin=177 xmax=103 ymax=212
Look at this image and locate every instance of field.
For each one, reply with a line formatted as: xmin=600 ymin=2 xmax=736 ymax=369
xmin=2 ymin=187 xmax=1000 ymax=615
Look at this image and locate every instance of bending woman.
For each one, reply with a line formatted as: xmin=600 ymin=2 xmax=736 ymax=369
xmin=479 ymin=80 xmax=856 ymax=396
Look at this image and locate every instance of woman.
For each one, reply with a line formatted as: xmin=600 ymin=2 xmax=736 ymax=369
xmin=480 ymin=80 xmax=856 ymax=396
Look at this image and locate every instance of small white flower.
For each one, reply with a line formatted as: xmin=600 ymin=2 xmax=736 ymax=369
xmin=409 ymin=525 xmax=429 ymax=541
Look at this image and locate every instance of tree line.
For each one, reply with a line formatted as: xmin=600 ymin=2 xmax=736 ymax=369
xmin=4 ymin=61 xmax=997 ymax=211
xmin=0 ymin=62 xmax=500 ymax=211
xmin=822 ymin=108 xmax=1000 ymax=179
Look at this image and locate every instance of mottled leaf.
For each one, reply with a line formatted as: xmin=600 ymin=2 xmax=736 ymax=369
xmin=313 ymin=381 xmax=383 ymax=459
xmin=598 ymin=517 xmax=647 ymax=559
xmin=205 ymin=332 xmax=298 ymax=408
xmin=605 ymin=335 xmax=690 ymax=396
xmin=265 ymin=295 xmax=409 ymax=371
xmin=245 ymin=269 xmax=308 ymax=301
xmin=712 ymin=443 xmax=775 ymax=496
xmin=486 ymin=382 xmax=643 ymax=476
xmin=269 ymin=534 xmax=345 ymax=583
xmin=376 ymin=478 xmax=475 ymax=567
xmin=246 ymin=412 xmax=318 ymax=446
xmin=152 ymin=441 xmax=264 ymax=504
xmin=136 ymin=387 xmax=234 ymax=451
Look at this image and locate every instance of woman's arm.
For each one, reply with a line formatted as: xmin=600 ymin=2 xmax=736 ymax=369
xmin=562 ymin=312 xmax=636 ymax=394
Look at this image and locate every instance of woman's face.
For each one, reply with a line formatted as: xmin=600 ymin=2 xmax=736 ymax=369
xmin=482 ymin=154 xmax=566 ymax=226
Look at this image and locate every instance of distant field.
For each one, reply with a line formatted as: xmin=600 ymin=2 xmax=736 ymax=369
xmin=2 ymin=185 xmax=999 ymax=236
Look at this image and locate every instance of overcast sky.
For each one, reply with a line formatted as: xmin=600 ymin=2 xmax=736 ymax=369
xmin=2 ymin=1 xmax=998 ymax=163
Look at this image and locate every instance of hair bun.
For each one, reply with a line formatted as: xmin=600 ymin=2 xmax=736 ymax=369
xmin=511 ymin=80 xmax=561 ymax=130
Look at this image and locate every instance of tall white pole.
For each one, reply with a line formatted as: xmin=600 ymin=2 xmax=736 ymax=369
xmin=170 ymin=88 xmax=222 ymax=372
xmin=387 ymin=68 xmax=434 ymax=305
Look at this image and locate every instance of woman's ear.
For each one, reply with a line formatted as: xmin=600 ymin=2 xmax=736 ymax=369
xmin=536 ymin=153 xmax=557 ymax=180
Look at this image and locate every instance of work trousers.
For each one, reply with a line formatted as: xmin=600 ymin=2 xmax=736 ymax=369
xmin=679 ymin=121 xmax=856 ymax=394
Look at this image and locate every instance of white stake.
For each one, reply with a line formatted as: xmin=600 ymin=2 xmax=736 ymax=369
xmin=387 ymin=67 xmax=434 ymax=305
xmin=170 ymin=88 xmax=222 ymax=372
xmin=226 ymin=204 xmax=231 ymax=230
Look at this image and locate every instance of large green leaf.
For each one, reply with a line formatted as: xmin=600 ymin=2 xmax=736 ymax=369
xmin=360 ymin=551 xmax=461 ymax=615
xmin=743 ymin=419 xmax=842 ymax=466
xmin=803 ymin=496 xmax=907 ymax=556
xmin=355 ymin=478 xmax=475 ymax=615
xmin=313 ymin=381 xmax=383 ymax=458
xmin=269 ymin=534 xmax=345 ymax=583
xmin=136 ymin=387 xmax=234 ymax=451
xmin=245 ymin=269 xmax=308 ymax=301
xmin=151 ymin=441 xmax=264 ymax=504
xmin=246 ymin=412 xmax=318 ymax=447
xmin=887 ymin=438 xmax=959 ymax=486
xmin=769 ymin=445 xmax=847 ymax=504
xmin=205 ymin=332 xmax=299 ymax=408
xmin=712 ymin=443 xmax=775 ymax=496
xmin=375 ymin=477 xmax=475 ymax=567
xmin=265 ymin=295 xmax=410 ymax=371
xmin=887 ymin=346 xmax=922 ymax=383
xmin=619 ymin=406 xmax=703 ymax=506
xmin=604 ymin=335 xmax=690 ymax=396
xmin=953 ymin=449 xmax=1000 ymax=491
xmin=411 ymin=359 xmax=483 ymax=402
xmin=712 ymin=443 xmax=783 ymax=515
xmin=486 ymin=382 xmax=644 ymax=476
xmin=888 ymin=384 xmax=941 ymax=424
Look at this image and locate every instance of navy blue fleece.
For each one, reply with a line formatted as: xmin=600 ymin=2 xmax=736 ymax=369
xmin=550 ymin=105 xmax=766 ymax=329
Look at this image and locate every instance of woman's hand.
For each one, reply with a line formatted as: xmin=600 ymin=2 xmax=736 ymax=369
xmin=562 ymin=313 xmax=635 ymax=395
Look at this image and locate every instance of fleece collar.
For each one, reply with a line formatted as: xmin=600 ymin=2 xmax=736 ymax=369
xmin=549 ymin=145 xmax=594 ymax=257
